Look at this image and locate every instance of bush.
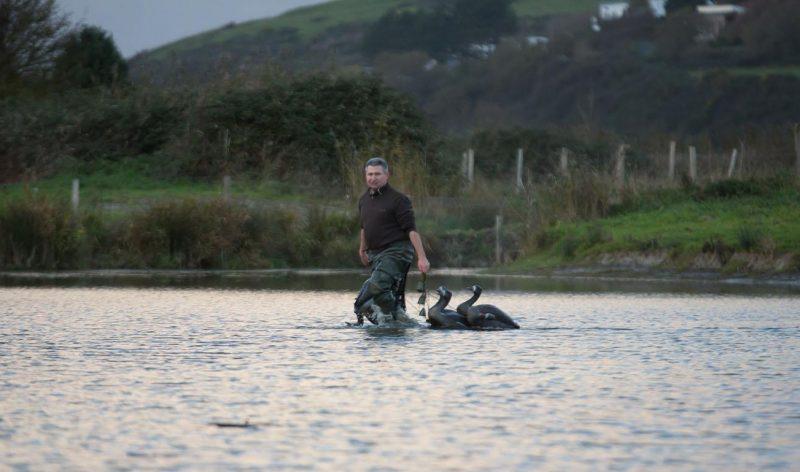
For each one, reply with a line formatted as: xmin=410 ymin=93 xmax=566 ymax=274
xmin=586 ymin=223 xmax=612 ymax=246
xmin=736 ymin=226 xmax=764 ymax=252
xmin=128 ymin=199 xmax=249 ymax=268
xmin=0 ymin=73 xmax=433 ymax=184
xmin=558 ymin=234 xmax=580 ymax=259
xmin=0 ymin=194 xmax=81 ymax=269
xmin=702 ymin=236 xmax=734 ymax=265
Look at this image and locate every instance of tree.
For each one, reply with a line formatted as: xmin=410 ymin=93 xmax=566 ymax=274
xmin=665 ymin=0 xmax=705 ymax=14
xmin=53 ymin=25 xmax=128 ymax=88
xmin=655 ymin=9 xmax=702 ymax=61
xmin=730 ymin=0 xmax=800 ymax=64
xmin=362 ymin=0 xmax=517 ymax=59
xmin=451 ymin=0 xmax=517 ymax=48
xmin=0 ymin=0 xmax=69 ymax=83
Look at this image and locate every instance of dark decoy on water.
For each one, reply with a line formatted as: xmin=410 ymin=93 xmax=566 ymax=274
xmin=427 ymin=286 xmax=470 ymax=329
xmin=458 ymin=284 xmax=520 ymax=330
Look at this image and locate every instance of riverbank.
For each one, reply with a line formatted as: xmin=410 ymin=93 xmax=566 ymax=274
xmin=506 ymin=180 xmax=800 ymax=277
xmin=2 ymin=267 xmax=799 ymax=295
xmin=2 ymin=172 xmax=798 ymax=273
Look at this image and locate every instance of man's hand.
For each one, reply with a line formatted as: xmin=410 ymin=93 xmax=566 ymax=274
xmin=417 ymin=256 xmax=430 ymax=274
xmin=359 ymin=249 xmax=369 ymax=266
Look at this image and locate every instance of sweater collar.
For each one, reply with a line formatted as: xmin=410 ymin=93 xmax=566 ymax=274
xmin=369 ymin=183 xmax=390 ymax=197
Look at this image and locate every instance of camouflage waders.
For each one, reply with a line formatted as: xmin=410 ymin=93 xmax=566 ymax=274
xmin=354 ymin=241 xmax=415 ymax=325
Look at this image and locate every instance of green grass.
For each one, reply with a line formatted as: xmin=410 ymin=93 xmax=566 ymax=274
xmin=0 ymin=160 xmax=313 ymax=207
xmin=148 ymin=0 xmax=412 ymax=59
xmin=513 ymin=0 xmax=602 ymax=17
xmin=147 ymin=0 xmax=603 ymax=60
xmin=692 ymin=66 xmax=800 ymax=79
xmin=509 ymin=187 xmax=800 ymax=271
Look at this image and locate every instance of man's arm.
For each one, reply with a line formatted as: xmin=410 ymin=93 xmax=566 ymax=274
xmin=358 ymin=229 xmax=369 ymax=266
xmin=408 ymin=230 xmax=430 ymax=273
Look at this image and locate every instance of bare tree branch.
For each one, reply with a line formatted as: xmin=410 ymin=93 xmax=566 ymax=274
xmin=0 ymin=0 xmax=70 ymax=81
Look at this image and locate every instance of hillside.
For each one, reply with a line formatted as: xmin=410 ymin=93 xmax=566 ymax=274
xmin=139 ymin=0 xmax=603 ymax=61
xmin=129 ymin=0 xmax=800 ymax=140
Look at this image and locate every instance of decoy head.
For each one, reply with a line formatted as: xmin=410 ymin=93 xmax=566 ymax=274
xmin=468 ymin=284 xmax=482 ymax=295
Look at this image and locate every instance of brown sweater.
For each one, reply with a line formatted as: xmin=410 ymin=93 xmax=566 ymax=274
xmin=358 ymin=184 xmax=417 ymax=252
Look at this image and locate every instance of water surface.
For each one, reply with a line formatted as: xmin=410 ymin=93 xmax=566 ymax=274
xmin=2 ymin=272 xmax=799 ymax=470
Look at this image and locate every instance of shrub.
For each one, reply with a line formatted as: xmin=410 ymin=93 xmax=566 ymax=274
xmin=586 ymin=223 xmax=612 ymax=246
xmin=558 ymin=234 xmax=580 ymax=259
xmin=702 ymin=236 xmax=734 ymax=265
xmin=0 ymin=194 xmax=81 ymax=269
xmin=698 ymin=179 xmax=766 ymax=200
xmin=736 ymin=226 xmax=764 ymax=252
xmin=128 ymin=199 xmax=249 ymax=268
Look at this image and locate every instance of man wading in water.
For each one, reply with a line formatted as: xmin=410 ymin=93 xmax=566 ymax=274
xmin=354 ymin=157 xmax=430 ymax=325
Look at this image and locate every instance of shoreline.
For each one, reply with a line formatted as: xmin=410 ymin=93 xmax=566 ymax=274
xmin=1 ymin=266 xmax=799 ymax=289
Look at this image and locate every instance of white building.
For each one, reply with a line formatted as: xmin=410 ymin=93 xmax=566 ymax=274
xmin=469 ymin=43 xmax=496 ymax=58
xmin=526 ymin=36 xmax=550 ymax=46
xmin=696 ymin=4 xmax=747 ymax=41
xmin=598 ymin=0 xmax=667 ymax=21
xmin=599 ymin=2 xmax=630 ymax=20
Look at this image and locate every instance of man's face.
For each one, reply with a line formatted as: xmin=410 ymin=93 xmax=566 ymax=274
xmin=365 ymin=165 xmax=389 ymax=190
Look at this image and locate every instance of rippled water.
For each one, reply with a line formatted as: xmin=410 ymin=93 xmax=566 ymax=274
xmin=2 ymin=272 xmax=799 ymax=470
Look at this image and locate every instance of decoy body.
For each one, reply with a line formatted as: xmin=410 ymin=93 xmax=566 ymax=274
xmin=427 ymin=286 xmax=470 ymax=329
xmin=457 ymin=284 xmax=520 ymax=330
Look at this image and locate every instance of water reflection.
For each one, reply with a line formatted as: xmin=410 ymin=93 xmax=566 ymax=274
xmin=1 ymin=277 xmax=799 ymax=470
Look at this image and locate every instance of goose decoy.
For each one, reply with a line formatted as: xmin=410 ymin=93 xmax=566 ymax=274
xmin=427 ymin=285 xmax=470 ymax=329
xmin=459 ymin=284 xmax=520 ymax=330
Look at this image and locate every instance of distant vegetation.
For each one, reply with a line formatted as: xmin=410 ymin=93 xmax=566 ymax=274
xmin=0 ymin=0 xmax=126 ymax=96
xmin=0 ymin=74 xmax=433 ymax=191
xmin=362 ymin=0 xmax=518 ymax=58
xmin=1 ymin=0 xmax=798 ymax=273
xmin=128 ymin=0 xmax=800 ymax=140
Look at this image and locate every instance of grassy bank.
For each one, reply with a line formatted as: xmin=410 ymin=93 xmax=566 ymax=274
xmin=509 ymin=180 xmax=800 ymax=274
xmin=3 ymin=167 xmax=798 ymax=275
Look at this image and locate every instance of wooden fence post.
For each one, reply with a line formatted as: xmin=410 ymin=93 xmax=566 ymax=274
xmin=222 ymin=128 xmax=231 ymax=158
xmin=223 ymin=175 xmax=231 ymax=201
xmin=560 ymin=147 xmax=569 ymax=177
xmin=739 ymin=140 xmax=746 ymax=178
xmin=689 ymin=146 xmax=697 ymax=182
xmin=615 ymin=144 xmax=628 ymax=189
xmin=516 ymin=148 xmax=524 ymax=193
xmin=726 ymin=149 xmax=738 ymax=178
xmin=495 ymin=214 xmax=503 ymax=265
xmin=467 ymin=148 xmax=475 ymax=187
xmin=71 ymin=179 xmax=80 ymax=213
xmin=794 ymin=124 xmax=800 ymax=178
xmin=668 ymin=140 xmax=676 ymax=181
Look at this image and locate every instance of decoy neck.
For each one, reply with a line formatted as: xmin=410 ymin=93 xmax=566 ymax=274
xmin=457 ymin=284 xmax=483 ymax=316
xmin=433 ymin=285 xmax=452 ymax=310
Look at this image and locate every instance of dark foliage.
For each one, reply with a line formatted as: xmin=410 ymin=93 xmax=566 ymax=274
xmin=362 ymin=0 xmax=517 ymax=59
xmin=0 ymin=0 xmax=69 ymax=89
xmin=468 ymin=128 xmax=615 ymax=177
xmin=727 ymin=0 xmax=800 ymax=64
xmin=0 ymin=73 xmax=431 ymax=181
xmin=176 ymin=74 xmax=430 ymax=178
xmin=665 ymin=0 xmax=707 ymax=14
xmin=53 ymin=25 xmax=128 ymax=88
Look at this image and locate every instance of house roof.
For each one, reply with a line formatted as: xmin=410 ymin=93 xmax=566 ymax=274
xmin=697 ymin=5 xmax=747 ymax=15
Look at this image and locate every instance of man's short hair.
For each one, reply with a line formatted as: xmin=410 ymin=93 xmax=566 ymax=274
xmin=364 ymin=157 xmax=389 ymax=173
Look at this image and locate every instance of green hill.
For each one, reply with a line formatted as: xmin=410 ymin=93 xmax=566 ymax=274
xmin=141 ymin=0 xmax=602 ymax=61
